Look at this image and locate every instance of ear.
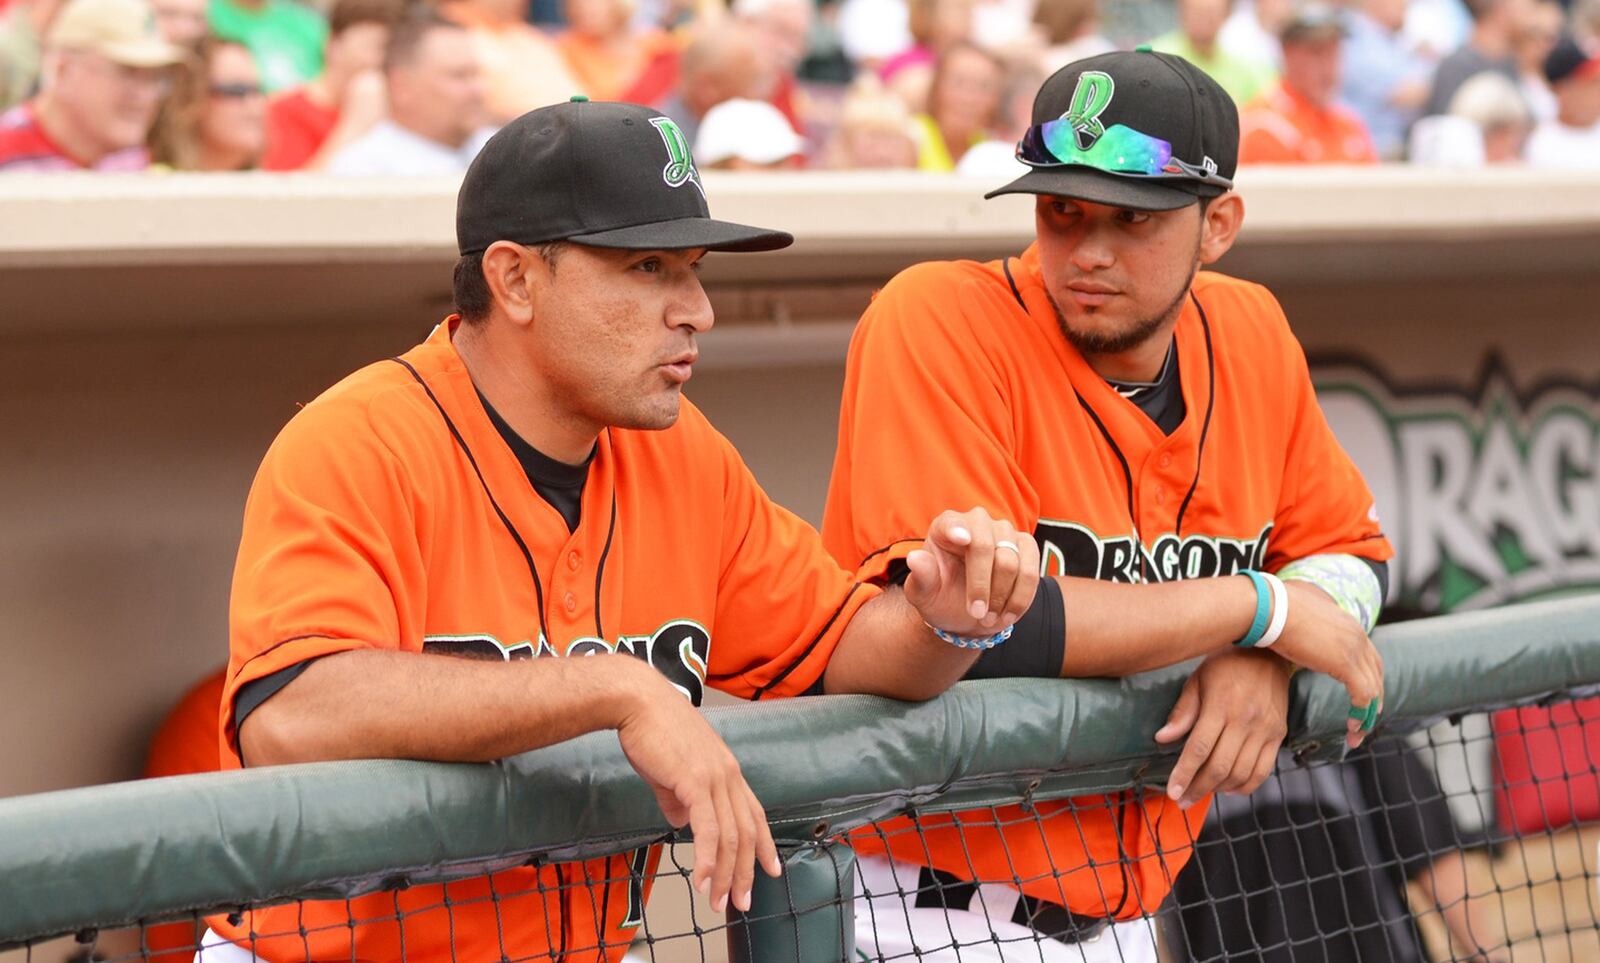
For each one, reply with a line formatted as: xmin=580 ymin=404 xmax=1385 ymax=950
xmin=1197 ymin=192 xmax=1244 ymax=266
xmin=481 ymin=241 xmax=545 ymax=327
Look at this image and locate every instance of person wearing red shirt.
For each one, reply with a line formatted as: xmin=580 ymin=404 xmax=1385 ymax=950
xmin=1239 ymin=4 xmax=1379 ymax=164
xmin=260 ymin=0 xmax=402 ymax=171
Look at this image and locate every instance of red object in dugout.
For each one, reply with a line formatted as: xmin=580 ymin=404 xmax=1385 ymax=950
xmin=1493 ymin=697 xmax=1600 ymax=836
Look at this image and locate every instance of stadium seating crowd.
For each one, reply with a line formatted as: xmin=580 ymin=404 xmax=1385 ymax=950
xmin=0 ymin=0 xmax=1597 ymax=170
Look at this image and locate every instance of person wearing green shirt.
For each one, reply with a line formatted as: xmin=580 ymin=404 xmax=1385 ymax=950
xmin=1150 ymin=0 xmax=1277 ymax=105
xmin=209 ymin=0 xmax=326 ymax=92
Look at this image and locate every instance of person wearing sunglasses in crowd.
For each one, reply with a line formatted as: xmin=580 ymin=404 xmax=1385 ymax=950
xmin=149 ymin=37 xmax=267 ymax=170
xmin=821 ymin=49 xmax=1390 ymax=961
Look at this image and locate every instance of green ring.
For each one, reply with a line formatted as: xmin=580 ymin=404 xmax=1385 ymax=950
xmin=1347 ymin=698 xmax=1380 ymax=732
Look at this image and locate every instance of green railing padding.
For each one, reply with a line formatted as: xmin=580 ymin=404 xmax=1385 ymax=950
xmin=0 ymin=594 xmax=1596 ymax=947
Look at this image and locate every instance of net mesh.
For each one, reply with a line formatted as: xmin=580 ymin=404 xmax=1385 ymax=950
xmin=16 ymin=690 xmax=1600 ymax=963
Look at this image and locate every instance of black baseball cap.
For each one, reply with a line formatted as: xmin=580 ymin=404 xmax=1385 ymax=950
xmin=456 ymin=98 xmax=793 ymax=257
xmin=1543 ymin=34 xmax=1600 ymax=85
xmin=986 ymin=49 xmax=1240 ymax=211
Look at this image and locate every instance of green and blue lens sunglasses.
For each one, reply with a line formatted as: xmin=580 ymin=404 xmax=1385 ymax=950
xmin=1017 ymin=120 xmax=1234 ymax=190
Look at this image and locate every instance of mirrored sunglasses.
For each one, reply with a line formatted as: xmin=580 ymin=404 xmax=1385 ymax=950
xmin=1016 ymin=120 xmax=1233 ymax=190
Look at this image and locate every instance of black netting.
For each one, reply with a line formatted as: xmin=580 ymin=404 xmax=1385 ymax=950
xmin=20 ymin=693 xmax=1600 ymax=963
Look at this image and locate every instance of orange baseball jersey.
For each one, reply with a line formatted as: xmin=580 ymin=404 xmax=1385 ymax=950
xmin=823 ymin=244 xmax=1391 ymax=919
xmin=216 ymin=318 xmax=877 ymax=962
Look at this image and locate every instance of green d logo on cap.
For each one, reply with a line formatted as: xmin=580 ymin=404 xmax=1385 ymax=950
xmin=648 ymin=116 xmax=703 ymax=196
xmin=1064 ymin=71 xmax=1115 ymax=151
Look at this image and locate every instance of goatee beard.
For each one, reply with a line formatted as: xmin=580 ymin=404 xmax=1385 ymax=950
xmin=1051 ymin=267 xmax=1196 ymax=359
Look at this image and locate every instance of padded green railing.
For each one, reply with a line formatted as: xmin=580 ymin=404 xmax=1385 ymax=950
xmin=1 ymin=594 xmax=1597 ymax=950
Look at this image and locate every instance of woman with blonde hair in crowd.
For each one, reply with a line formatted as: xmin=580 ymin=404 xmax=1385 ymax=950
xmin=912 ymin=39 xmax=1004 ymax=170
xmin=825 ymin=73 xmax=918 ymax=167
xmin=150 ymin=38 xmax=267 ymax=170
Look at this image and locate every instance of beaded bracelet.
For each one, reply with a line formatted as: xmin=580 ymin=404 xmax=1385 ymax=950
xmin=927 ymin=622 xmax=1015 ymax=650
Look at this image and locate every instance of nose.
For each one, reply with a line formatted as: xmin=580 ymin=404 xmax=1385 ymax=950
xmin=671 ymin=272 xmax=715 ymax=334
xmin=1069 ymin=222 xmax=1117 ymax=273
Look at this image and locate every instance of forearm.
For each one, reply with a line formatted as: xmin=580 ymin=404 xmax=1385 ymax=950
xmin=823 ymin=586 xmax=980 ymax=701
xmin=239 ymin=649 xmax=663 ymax=767
xmin=1056 ymin=574 xmax=1258 ymax=677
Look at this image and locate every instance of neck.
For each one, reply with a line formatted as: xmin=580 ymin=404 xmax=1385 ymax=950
xmin=395 ymin=113 xmax=465 ymax=149
xmin=454 ymin=320 xmax=599 ymax=465
xmin=1190 ymin=38 xmax=1216 ymax=58
xmin=1472 ymin=23 xmax=1510 ymax=58
xmin=198 ymin=139 xmax=253 ymax=171
xmin=33 ymin=94 xmax=112 ymax=165
xmin=1084 ymin=327 xmax=1177 ymax=383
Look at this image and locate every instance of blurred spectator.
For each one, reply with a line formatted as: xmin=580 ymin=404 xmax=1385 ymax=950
xmin=1342 ymin=0 xmax=1432 ymax=158
xmin=149 ymin=37 xmax=266 ymax=168
xmin=262 ymin=0 xmax=401 ymax=171
xmin=151 ymin=0 xmax=206 ymax=48
xmin=1240 ymin=4 xmax=1379 ymax=163
xmin=442 ymin=0 xmax=585 ymax=124
xmin=0 ymin=0 xmax=64 ymax=110
xmin=0 ymin=0 xmax=182 ymax=171
xmin=1220 ymin=0 xmax=1292 ymax=68
xmin=693 ymin=97 xmax=802 ymax=168
xmin=1151 ymin=0 xmax=1276 ymax=105
xmin=1525 ymin=33 xmax=1600 ymax=167
xmin=209 ymin=0 xmax=327 ymax=93
xmin=1410 ymin=69 xmax=1530 ymax=162
xmin=657 ymin=20 xmax=768 ymax=146
xmin=557 ymin=0 xmax=674 ymax=101
xmin=970 ymin=0 xmax=1035 ymax=51
xmin=1420 ymin=0 xmax=1529 ymax=118
xmin=733 ymin=0 xmax=809 ymax=135
xmin=326 ymin=11 xmax=493 ymax=174
xmin=912 ymin=39 xmax=1002 ymax=170
xmin=823 ymin=72 xmax=917 ymax=167
xmin=1513 ymin=0 xmax=1561 ymax=120
xmin=1033 ymin=0 xmax=1113 ymax=74
xmin=953 ymin=55 xmax=1036 ymax=175
xmin=882 ymin=0 xmax=972 ymax=113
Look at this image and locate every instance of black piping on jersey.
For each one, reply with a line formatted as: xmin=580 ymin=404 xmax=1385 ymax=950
xmin=1002 ymin=257 xmax=1025 ymax=307
xmin=749 ymin=582 xmax=866 ymax=701
xmin=594 ymin=474 xmax=618 ymax=640
xmin=1172 ymin=293 xmax=1215 ymax=538
xmin=390 ymin=357 xmax=552 ymax=647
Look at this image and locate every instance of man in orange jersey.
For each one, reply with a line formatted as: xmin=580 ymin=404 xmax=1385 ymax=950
xmin=823 ymin=49 xmax=1389 ymax=961
xmin=201 ymin=99 xmax=1042 ymax=963
xmin=1238 ymin=5 xmax=1379 ymax=165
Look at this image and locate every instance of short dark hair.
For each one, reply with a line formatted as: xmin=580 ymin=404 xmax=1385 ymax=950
xmin=328 ymin=0 xmax=405 ymax=38
xmin=385 ymin=9 xmax=462 ymax=71
xmin=453 ymin=243 xmax=566 ymax=325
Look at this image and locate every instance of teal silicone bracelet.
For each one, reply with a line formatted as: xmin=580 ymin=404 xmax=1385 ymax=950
xmin=1236 ymin=570 xmax=1273 ymax=647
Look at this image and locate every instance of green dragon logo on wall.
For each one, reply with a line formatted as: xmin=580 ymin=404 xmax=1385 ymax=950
xmin=1314 ymin=357 xmax=1600 ymax=614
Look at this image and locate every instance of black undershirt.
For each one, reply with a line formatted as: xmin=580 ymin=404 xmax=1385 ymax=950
xmin=1106 ymin=340 xmax=1186 ymax=436
xmin=477 ymin=392 xmax=593 ymax=534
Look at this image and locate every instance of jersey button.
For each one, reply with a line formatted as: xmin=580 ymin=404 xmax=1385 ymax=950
xmin=563 ymin=592 xmax=577 ymax=613
xmin=567 ymin=551 xmax=581 ymax=571
xmin=1159 ymin=452 xmax=1173 ymax=468
xmin=1155 ymin=488 xmax=1167 ymax=505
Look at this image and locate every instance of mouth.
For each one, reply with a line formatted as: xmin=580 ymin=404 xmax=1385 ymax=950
xmin=1063 ymin=282 xmax=1121 ymax=308
xmin=659 ymin=352 xmax=698 ymax=385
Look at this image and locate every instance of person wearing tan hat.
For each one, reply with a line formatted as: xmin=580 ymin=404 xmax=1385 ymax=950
xmin=0 ymin=0 xmax=183 ymax=170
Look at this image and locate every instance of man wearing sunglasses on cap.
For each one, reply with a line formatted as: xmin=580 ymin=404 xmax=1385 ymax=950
xmin=823 ymin=48 xmax=1390 ymax=961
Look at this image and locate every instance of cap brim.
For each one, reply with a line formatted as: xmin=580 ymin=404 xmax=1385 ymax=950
xmin=568 ymin=216 xmax=793 ymax=253
xmin=98 ymin=38 xmax=186 ymax=67
xmin=984 ymin=166 xmax=1210 ymax=211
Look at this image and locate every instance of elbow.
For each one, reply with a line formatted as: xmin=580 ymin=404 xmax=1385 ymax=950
xmin=237 ymin=698 xmax=319 ymax=767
